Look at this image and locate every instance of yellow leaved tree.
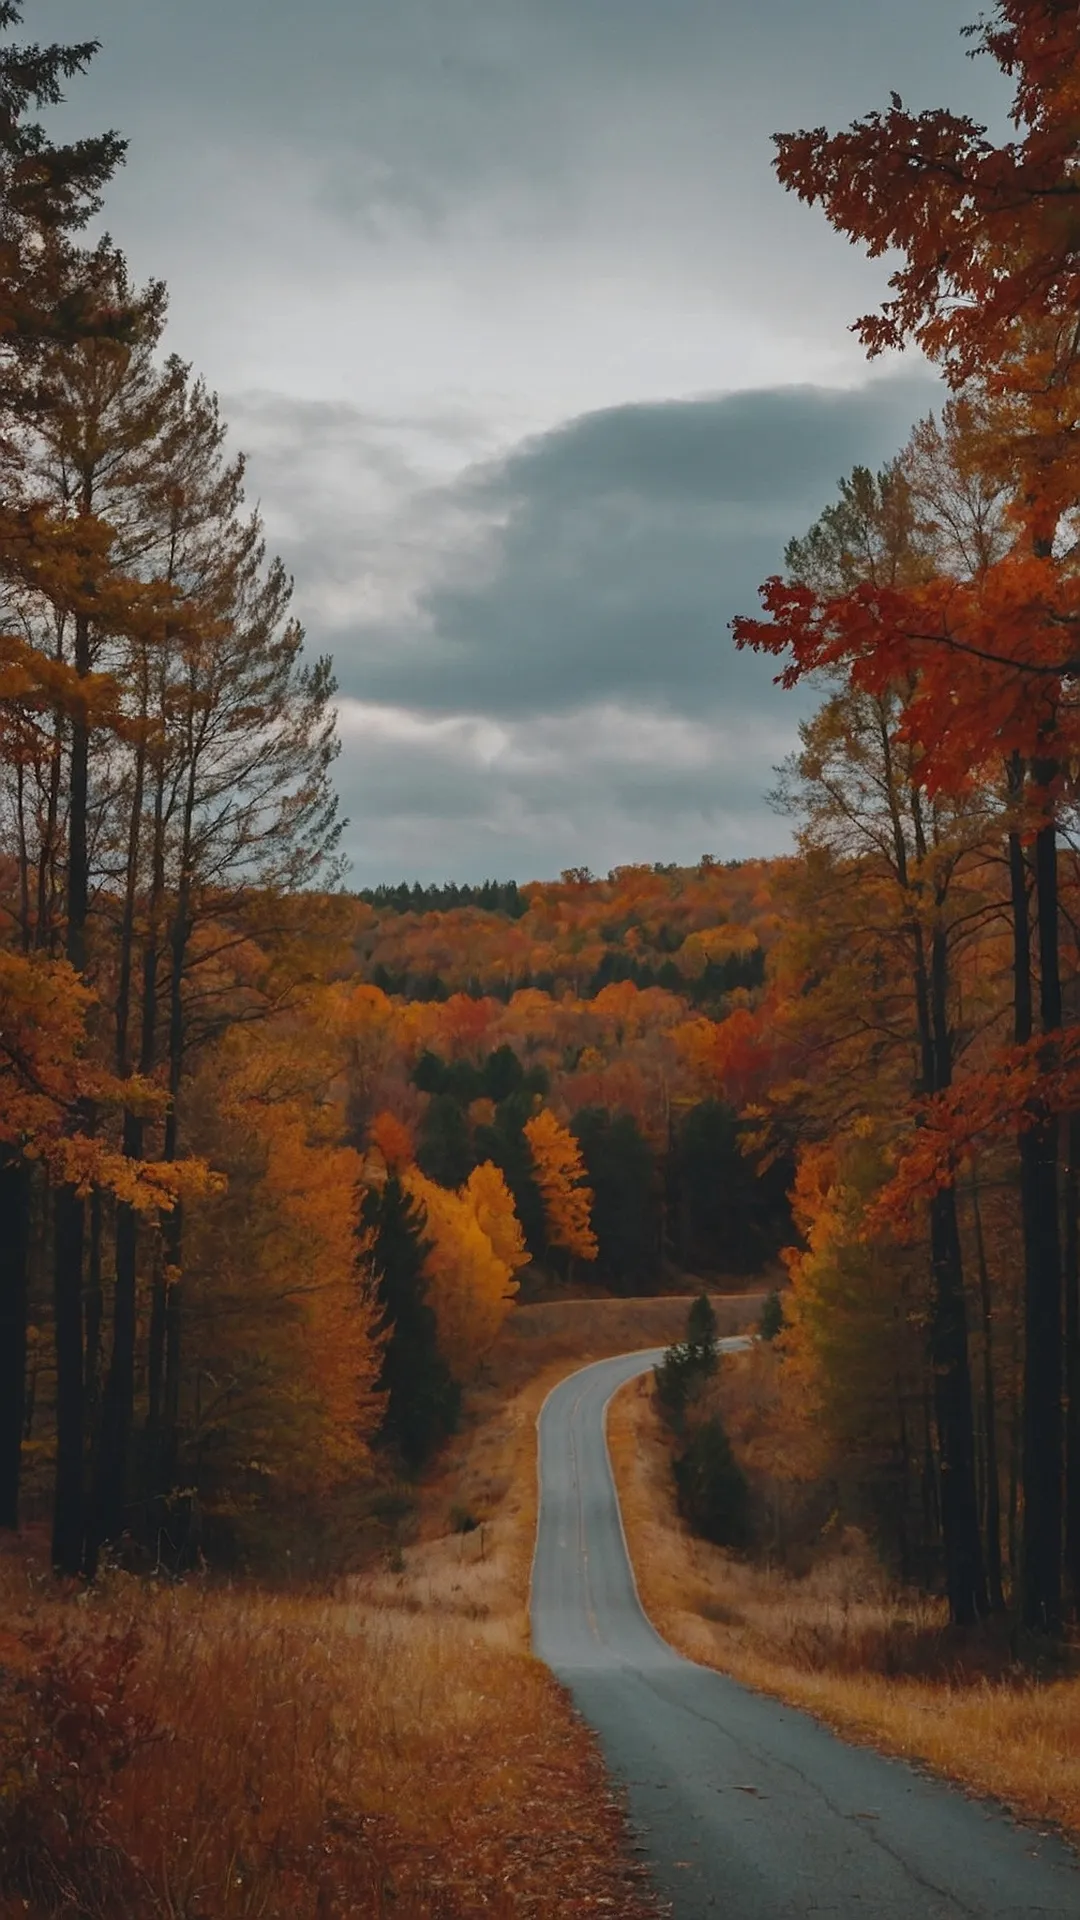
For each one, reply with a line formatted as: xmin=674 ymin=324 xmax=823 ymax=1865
xmin=524 ymin=1109 xmax=598 ymax=1262
xmin=182 ymin=1006 xmax=384 ymax=1521
xmin=463 ymin=1160 xmax=530 ymax=1281
xmin=402 ymin=1168 xmax=519 ymax=1374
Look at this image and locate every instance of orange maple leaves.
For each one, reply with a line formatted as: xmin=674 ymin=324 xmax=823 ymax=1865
xmin=735 ymin=555 xmax=1080 ymax=789
xmin=773 ymin=3 xmax=1080 ymax=386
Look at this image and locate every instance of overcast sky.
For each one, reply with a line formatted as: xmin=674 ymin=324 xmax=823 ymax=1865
xmin=35 ymin=0 xmax=1011 ymax=883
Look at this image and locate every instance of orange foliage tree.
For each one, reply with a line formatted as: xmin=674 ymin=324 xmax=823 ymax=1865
xmin=181 ymin=1009 xmax=383 ymax=1520
xmin=463 ymin=1160 xmax=530 ymax=1281
xmin=524 ymin=1109 xmax=598 ymax=1264
xmin=402 ymin=1166 xmax=520 ymax=1374
xmin=734 ymin=0 xmax=1080 ymax=1630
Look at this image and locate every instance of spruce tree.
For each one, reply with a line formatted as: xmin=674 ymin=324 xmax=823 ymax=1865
xmin=686 ymin=1290 xmax=719 ymax=1364
xmin=361 ymin=1175 xmax=459 ymax=1472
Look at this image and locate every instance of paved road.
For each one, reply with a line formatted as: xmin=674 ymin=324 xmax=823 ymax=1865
xmin=531 ymin=1347 xmax=1080 ymax=1918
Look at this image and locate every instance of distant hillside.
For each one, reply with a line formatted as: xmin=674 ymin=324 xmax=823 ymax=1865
xmin=349 ymin=856 xmax=793 ymax=1010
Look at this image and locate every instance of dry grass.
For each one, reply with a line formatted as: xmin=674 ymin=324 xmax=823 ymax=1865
xmin=3 ymin=1295 xmax=760 ymax=1920
xmin=484 ymin=1291 xmax=764 ymax=1403
xmin=608 ymin=1368 xmax=1080 ymax=1844
xmin=354 ymin=1294 xmax=763 ymax=1655
xmin=2 ymin=1544 xmax=666 ymax=1918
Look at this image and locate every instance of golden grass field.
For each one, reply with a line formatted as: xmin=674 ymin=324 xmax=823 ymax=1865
xmin=608 ymin=1357 xmax=1080 ymax=1846
xmin=0 ymin=1293 xmax=757 ymax=1919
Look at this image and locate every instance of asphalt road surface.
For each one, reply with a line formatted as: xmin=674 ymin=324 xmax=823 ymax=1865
xmin=531 ymin=1347 xmax=1080 ymax=1919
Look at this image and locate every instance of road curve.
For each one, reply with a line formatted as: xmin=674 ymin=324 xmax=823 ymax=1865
xmin=531 ymin=1348 xmax=1079 ymax=1919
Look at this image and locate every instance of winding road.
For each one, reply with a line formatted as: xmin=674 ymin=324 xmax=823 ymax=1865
xmin=531 ymin=1347 xmax=1080 ymax=1918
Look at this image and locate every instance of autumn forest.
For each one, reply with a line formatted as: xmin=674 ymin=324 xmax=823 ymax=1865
xmin=5 ymin=2 xmax=1080 ymax=1914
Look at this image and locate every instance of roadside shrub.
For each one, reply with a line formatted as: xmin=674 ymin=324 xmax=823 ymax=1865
xmin=686 ymin=1291 xmax=718 ymax=1354
xmin=654 ymin=1342 xmax=702 ymax=1421
xmin=0 ymin=1622 xmax=159 ymax=1916
xmin=673 ymin=1414 xmax=752 ymax=1549
xmin=654 ymin=1291 xmax=719 ymax=1423
xmin=759 ymin=1288 xmax=785 ymax=1341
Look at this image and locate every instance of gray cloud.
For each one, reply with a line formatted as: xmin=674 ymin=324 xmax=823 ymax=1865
xmin=227 ymin=374 xmax=943 ymax=880
xmin=43 ymin=1 xmax=1011 ymax=215
xmin=23 ymin=4 xmax=996 ymax=879
xmin=333 ymin=701 xmax=790 ymax=882
xmin=35 ymin=0 xmax=1010 ymax=416
xmin=243 ymin=373 xmax=940 ymax=721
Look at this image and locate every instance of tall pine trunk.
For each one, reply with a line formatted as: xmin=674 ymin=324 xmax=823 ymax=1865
xmin=0 ymin=1155 xmax=31 ymax=1530
xmin=1065 ymin=1112 xmax=1080 ymax=1617
xmin=156 ymin=873 xmax=190 ymax=1511
xmin=89 ymin=1118 xmax=141 ymax=1563
xmin=928 ymin=1184 xmax=987 ymax=1622
xmin=971 ymin=1169 xmax=1005 ymax=1612
xmin=51 ymin=1182 xmax=86 ymax=1574
xmin=52 ymin=606 xmax=92 ymax=1576
xmin=1022 ymin=805 xmax=1063 ymax=1631
xmin=89 ymin=679 xmax=158 ymax=1570
xmin=905 ymin=779 xmax=985 ymax=1622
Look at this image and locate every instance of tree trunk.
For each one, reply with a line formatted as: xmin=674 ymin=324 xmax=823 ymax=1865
xmin=66 ymin=611 xmax=90 ymax=974
xmin=0 ymin=1155 xmax=31 ymax=1530
xmin=156 ymin=882 xmax=188 ymax=1506
xmin=904 ymin=778 xmax=986 ymax=1622
xmin=928 ymin=1184 xmax=987 ymax=1622
xmin=88 ymin=671 xmax=155 ymax=1572
xmin=52 ymin=606 xmax=93 ymax=1575
xmin=15 ymin=756 xmax=31 ymax=951
xmin=51 ymin=1182 xmax=86 ymax=1574
xmin=1066 ymin=1113 xmax=1080 ymax=1616
xmin=36 ymin=672 xmax=65 ymax=952
xmin=1022 ymin=809 xmax=1063 ymax=1632
xmin=89 ymin=1120 xmax=141 ymax=1563
xmin=144 ymin=1234 xmax=166 ymax=1502
xmin=971 ymin=1169 xmax=1005 ymax=1612
xmin=153 ymin=770 xmax=194 ymax=1513
xmin=84 ymin=1186 xmax=103 ymax=1413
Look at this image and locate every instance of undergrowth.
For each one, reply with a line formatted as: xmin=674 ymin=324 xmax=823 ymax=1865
xmin=608 ymin=1361 xmax=1080 ymax=1843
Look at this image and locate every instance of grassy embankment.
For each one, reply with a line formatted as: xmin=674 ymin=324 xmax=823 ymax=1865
xmin=608 ymin=1349 xmax=1080 ymax=1844
xmin=0 ymin=1293 xmax=754 ymax=1918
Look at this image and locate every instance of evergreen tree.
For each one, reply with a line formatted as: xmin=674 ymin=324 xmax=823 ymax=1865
xmin=361 ymin=1175 xmax=459 ymax=1472
xmin=416 ymin=1093 xmax=476 ymax=1190
xmin=481 ymin=1043 xmax=524 ymax=1104
xmin=760 ymin=1289 xmax=785 ymax=1342
xmin=0 ymin=4 xmax=131 ymax=1566
xmin=474 ymin=1089 xmax=547 ymax=1261
xmin=674 ymin=1417 xmax=751 ymax=1549
xmin=654 ymin=1292 xmax=719 ymax=1424
xmin=572 ymin=1106 xmax=657 ymax=1293
xmin=673 ymin=1099 xmax=791 ymax=1274
xmin=686 ymin=1290 xmax=718 ymax=1361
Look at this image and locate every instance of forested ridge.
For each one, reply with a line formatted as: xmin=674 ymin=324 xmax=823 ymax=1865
xmin=5 ymin=0 xmax=1080 ymax=1911
xmin=5 ymin=0 xmax=1080 ymax=1635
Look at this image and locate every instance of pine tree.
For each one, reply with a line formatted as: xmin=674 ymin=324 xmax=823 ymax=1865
xmin=361 ymin=1175 xmax=459 ymax=1472
xmin=572 ymin=1106 xmax=657 ymax=1293
xmin=0 ymin=4 xmax=131 ymax=1565
xmin=686 ymin=1291 xmax=718 ymax=1363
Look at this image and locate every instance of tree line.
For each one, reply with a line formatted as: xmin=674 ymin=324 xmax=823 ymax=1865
xmin=727 ymin=0 xmax=1080 ymax=1636
xmin=0 ymin=9 xmax=370 ymax=1574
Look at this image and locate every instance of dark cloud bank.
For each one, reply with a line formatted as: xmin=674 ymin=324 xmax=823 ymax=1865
xmin=241 ymin=372 xmax=941 ymax=880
